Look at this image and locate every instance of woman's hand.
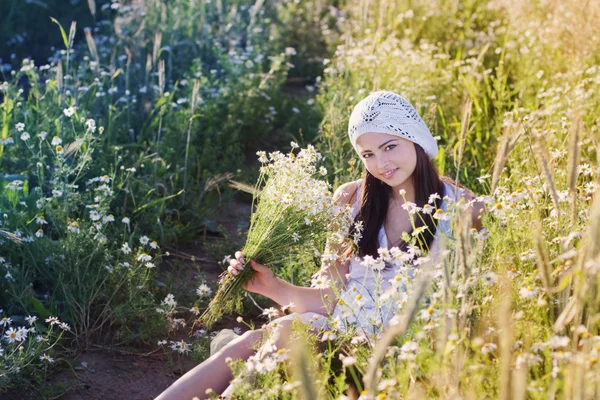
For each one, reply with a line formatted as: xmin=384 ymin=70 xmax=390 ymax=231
xmin=227 ymin=251 xmax=280 ymax=297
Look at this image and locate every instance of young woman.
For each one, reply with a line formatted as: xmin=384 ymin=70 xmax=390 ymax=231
xmin=156 ymin=91 xmax=485 ymax=400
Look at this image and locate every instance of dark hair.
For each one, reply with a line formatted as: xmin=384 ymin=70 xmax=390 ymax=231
xmin=349 ymin=144 xmax=447 ymax=258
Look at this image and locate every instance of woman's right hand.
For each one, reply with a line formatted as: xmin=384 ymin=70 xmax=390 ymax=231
xmin=227 ymin=251 xmax=280 ymax=297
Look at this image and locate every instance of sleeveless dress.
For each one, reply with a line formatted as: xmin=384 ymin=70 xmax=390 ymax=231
xmin=266 ymin=181 xmax=466 ymax=339
xmin=219 ymin=182 xmax=466 ymax=398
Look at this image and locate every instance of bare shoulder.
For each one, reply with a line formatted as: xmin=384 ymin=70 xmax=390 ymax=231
xmin=332 ymin=179 xmax=362 ymax=206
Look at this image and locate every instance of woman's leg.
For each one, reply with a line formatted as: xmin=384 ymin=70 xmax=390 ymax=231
xmin=155 ymin=329 xmax=264 ymax=400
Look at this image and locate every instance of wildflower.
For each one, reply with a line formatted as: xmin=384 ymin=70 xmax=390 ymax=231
xmin=20 ymin=132 xmax=30 ymax=141
xmin=0 ymin=137 xmax=14 ymax=145
xmin=63 ymin=106 xmax=76 ymax=117
xmin=15 ymin=122 xmax=25 ymax=132
xmin=121 ymin=243 xmax=131 ymax=254
xmin=145 ymin=262 xmax=156 ymax=269
xmin=25 ymin=315 xmax=38 ymax=326
xmin=16 ymin=327 xmax=28 ymax=342
xmin=377 ymin=247 xmax=392 ymax=262
xmin=139 ymin=235 xmax=150 ymax=245
xmin=170 ymin=340 xmax=191 ymax=354
xmin=421 ymin=204 xmax=434 ymax=214
xmin=341 ymin=355 xmax=357 ymax=366
xmin=38 ymin=131 xmax=48 ymax=140
xmin=121 ymin=217 xmax=130 ymax=225
xmin=321 ymin=330 xmax=337 ymax=341
xmin=67 ymin=221 xmax=80 ymax=234
xmin=164 ymin=294 xmax=176 ymax=307
xmin=197 ymin=284 xmax=212 ymax=298
xmin=419 ymin=306 xmax=438 ymax=320
xmin=33 ymin=215 xmax=47 ymax=225
xmin=189 ymin=306 xmax=200 ymax=315
xmin=472 ymin=228 xmax=490 ymax=240
xmin=137 ymin=253 xmax=152 ymax=262
xmin=310 ymin=272 xmax=331 ymax=289
xmin=36 ymin=335 xmax=48 ymax=343
xmin=547 ymin=335 xmax=570 ymax=349
xmin=262 ymin=307 xmax=280 ymax=319
xmin=40 ymin=354 xmax=55 ymax=363
xmin=35 ymin=229 xmax=44 ymax=238
xmin=482 ymin=272 xmax=497 ymax=285
xmin=51 ymin=136 xmax=62 ymax=146
xmin=282 ymin=381 xmax=301 ymax=392
xmin=45 ymin=316 xmax=59 ymax=325
xmin=412 ymin=226 xmax=427 ymax=236
xmin=102 ymin=214 xmax=115 ymax=223
xmin=377 ymin=378 xmax=397 ymax=391
xmin=256 ymin=151 xmax=268 ymax=163
xmin=433 ymin=208 xmax=450 ymax=220
xmin=55 ymin=145 xmax=63 ymax=154
xmin=59 ymin=322 xmax=71 ymax=331
xmin=4 ymin=328 xmax=18 ymax=343
xmin=519 ymin=286 xmax=538 ymax=299
xmin=319 ymin=166 xmax=327 ymax=176
xmin=89 ymin=210 xmax=101 ymax=221
xmin=491 ymin=202 xmax=504 ymax=215
xmin=6 ymin=180 xmax=23 ymax=191
xmin=149 ymin=241 xmax=159 ymax=249
xmin=0 ymin=317 xmax=12 ymax=327
xmin=349 ymin=293 xmax=366 ymax=308
xmin=85 ymin=119 xmax=96 ymax=133
xmin=291 ymin=232 xmax=301 ymax=242
xmin=481 ymin=343 xmax=497 ymax=354
xmin=428 ymin=193 xmax=441 ymax=204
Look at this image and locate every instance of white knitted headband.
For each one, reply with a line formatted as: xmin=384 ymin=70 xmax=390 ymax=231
xmin=347 ymin=90 xmax=438 ymax=158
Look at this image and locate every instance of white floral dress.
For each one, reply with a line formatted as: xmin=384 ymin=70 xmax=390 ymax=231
xmin=268 ymin=181 xmax=466 ymax=338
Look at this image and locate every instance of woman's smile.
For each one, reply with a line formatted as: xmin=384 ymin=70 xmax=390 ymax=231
xmin=381 ymin=168 xmax=398 ymax=179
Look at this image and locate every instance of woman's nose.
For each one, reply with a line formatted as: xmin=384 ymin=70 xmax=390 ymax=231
xmin=377 ymin=153 xmax=390 ymax=170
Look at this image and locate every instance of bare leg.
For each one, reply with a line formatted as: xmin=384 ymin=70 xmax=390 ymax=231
xmin=155 ymin=329 xmax=264 ymax=400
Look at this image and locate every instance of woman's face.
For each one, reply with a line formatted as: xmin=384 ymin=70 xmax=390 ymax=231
xmin=355 ymin=132 xmax=417 ymax=188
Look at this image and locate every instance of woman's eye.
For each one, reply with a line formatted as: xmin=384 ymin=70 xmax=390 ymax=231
xmin=362 ymin=154 xmax=371 ymax=159
xmin=385 ymin=145 xmax=396 ymax=151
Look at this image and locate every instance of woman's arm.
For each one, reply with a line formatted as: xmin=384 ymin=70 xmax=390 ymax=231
xmin=228 ymin=180 xmax=361 ymax=316
xmin=262 ymin=278 xmax=337 ymax=315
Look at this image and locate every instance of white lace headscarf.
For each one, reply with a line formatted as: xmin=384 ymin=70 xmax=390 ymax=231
xmin=347 ymin=90 xmax=438 ymax=158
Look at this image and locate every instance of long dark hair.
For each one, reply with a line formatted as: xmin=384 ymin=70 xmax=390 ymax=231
xmin=349 ymin=144 xmax=448 ymax=258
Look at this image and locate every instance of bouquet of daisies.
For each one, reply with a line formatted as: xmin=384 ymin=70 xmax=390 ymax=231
xmin=199 ymin=144 xmax=356 ymax=328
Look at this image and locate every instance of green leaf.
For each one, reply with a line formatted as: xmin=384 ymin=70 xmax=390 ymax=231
xmin=50 ymin=17 xmax=69 ymax=48
xmin=133 ymin=189 xmax=184 ymax=214
xmin=437 ymin=149 xmax=446 ymax=176
xmin=29 ymin=296 xmax=51 ymax=319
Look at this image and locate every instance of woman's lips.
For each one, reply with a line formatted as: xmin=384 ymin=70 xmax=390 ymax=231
xmin=382 ymin=168 xmax=398 ymax=179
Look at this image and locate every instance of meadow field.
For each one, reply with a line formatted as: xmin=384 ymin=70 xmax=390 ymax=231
xmin=0 ymin=0 xmax=599 ymax=398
